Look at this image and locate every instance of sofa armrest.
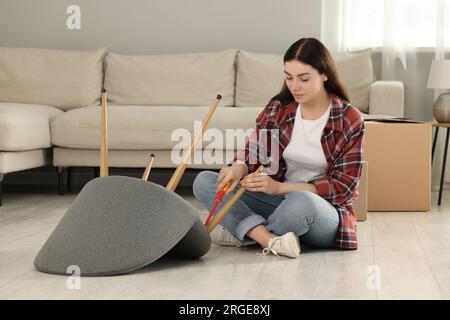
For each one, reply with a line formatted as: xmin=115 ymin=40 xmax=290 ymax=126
xmin=368 ymin=81 xmax=404 ymax=117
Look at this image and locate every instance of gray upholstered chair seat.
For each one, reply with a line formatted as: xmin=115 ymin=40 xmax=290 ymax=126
xmin=34 ymin=176 xmax=211 ymax=276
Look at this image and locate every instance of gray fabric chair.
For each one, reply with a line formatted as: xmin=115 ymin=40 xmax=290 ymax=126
xmin=34 ymin=176 xmax=211 ymax=276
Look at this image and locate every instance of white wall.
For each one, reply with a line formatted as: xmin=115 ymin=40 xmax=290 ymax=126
xmin=0 ymin=0 xmax=321 ymax=54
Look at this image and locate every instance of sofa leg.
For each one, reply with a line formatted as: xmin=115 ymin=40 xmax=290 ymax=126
xmin=57 ymin=167 xmax=64 ymax=196
xmin=67 ymin=167 xmax=72 ymax=191
xmin=0 ymin=173 xmax=4 ymax=206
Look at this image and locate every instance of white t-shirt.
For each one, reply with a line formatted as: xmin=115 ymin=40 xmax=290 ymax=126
xmin=283 ymin=103 xmax=331 ymax=183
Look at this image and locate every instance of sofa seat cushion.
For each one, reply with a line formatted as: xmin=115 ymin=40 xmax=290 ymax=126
xmin=0 ymin=149 xmax=51 ymax=174
xmin=0 ymin=103 xmax=63 ymax=151
xmin=51 ymin=106 xmax=262 ymax=150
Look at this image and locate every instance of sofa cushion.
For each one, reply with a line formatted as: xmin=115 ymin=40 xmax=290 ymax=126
xmin=104 ymin=49 xmax=237 ymax=107
xmin=0 ymin=149 xmax=51 ymax=174
xmin=235 ymin=49 xmax=375 ymax=113
xmin=235 ymin=51 xmax=284 ymax=109
xmin=333 ymin=49 xmax=375 ymax=113
xmin=0 ymin=47 xmax=106 ymax=110
xmin=0 ymin=103 xmax=63 ymax=151
xmin=52 ymin=148 xmax=231 ymax=169
xmin=51 ymin=105 xmax=261 ymax=150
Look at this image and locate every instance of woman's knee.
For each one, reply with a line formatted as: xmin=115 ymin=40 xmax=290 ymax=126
xmin=272 ymin=191 xmax=317 ymax=224
xmin=192 ymin=170 xmax=218 ymax=198
xmin=286 ymin=190 xmax=318 ymax=213
xmin=286 ymin=190 xmax=316 ymax=202
xmin=283 ymin=190 xmax=339 ymax=227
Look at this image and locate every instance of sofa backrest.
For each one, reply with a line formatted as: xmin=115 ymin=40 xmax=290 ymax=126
xmin=235 ymin=49 xmax=375 ymax=113
xmin=104 ymin=49 xmax=237 ymax=107
xmin=0 ymin=47 xmax=105 ymax=111
xmin=0 ymin=47 xmax=374 ymax=112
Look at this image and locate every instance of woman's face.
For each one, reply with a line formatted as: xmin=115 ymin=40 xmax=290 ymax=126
xmin=284 ymin=60 xmax=327 ymax=104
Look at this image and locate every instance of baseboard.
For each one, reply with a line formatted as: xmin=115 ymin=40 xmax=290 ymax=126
xmin=1 ymin=165 xmax=209 ymax=191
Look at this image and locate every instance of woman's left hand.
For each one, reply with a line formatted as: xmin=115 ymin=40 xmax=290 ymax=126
xmin=240 ymin=171 xmax=282 ymax=195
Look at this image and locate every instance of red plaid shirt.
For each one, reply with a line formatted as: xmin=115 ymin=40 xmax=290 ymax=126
xmin=232 ymin=94 xmax=365 ymax=250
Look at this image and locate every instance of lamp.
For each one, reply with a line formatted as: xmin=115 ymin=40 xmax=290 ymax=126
xmin=427 ymin=60 xmax=450 ymax=122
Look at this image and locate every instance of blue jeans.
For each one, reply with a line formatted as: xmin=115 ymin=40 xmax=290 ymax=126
xmin=192 ymin=170 xmax=340 ymax=248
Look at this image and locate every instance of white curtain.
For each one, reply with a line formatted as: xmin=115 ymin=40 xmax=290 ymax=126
xmin=435 ymin=0 xmax=450 ymax=99
xmin=321 ymin=0 xmax=450 ymax=85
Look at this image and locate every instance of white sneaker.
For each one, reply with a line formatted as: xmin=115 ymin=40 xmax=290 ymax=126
xmin=259 ymin=232 xmax=300 ymax=258
xmin=210 ymin=226 xmax=241 ymax=247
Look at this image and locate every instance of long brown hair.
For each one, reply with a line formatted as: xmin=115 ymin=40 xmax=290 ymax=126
xmin=273 ymin=38 xmax=350 ymax=105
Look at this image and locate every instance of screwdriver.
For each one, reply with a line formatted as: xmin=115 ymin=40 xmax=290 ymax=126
xmin=204 ymin=181 xmax=233 ymax=226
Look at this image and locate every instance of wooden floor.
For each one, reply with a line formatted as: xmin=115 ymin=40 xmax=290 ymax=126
xmin=0 ymin=187 xmax=449 ymax=300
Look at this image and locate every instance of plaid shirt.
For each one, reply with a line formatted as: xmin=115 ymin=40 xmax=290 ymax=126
xmin=232 ymin=94 xmax=365 ymax=250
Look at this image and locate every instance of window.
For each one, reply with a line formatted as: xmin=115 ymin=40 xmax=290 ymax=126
xmin=339 ymin=0 xmax=450 ymax=50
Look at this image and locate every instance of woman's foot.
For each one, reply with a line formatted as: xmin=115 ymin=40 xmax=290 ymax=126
xmin=258 ymin=232 xmax=300 ymax=258
xmin=210 ymin=226 xmax=241 ymax=247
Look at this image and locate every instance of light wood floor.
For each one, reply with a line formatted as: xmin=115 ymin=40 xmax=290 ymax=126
xmin=0 ymin=188 xmax=449 ymax=300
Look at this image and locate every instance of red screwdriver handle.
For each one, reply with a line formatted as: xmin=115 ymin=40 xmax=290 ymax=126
xmin=205 ymin=181 xmax=233 ymax=226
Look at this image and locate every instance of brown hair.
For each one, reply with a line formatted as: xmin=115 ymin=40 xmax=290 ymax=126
xmin=273 ymin=38 xmax=350 ymax=105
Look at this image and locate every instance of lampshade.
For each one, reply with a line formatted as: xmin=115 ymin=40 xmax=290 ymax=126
xmin=427 ymin=60 xmax=450 ymax=89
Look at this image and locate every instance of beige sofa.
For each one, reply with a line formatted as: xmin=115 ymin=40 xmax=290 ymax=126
xmin=0 ymin=47 xmax=404 ymax=205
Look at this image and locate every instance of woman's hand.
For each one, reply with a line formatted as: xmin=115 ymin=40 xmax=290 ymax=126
xmin=240 ymin=171 xmax=282 ymax=195
xmin=216 ymin=164 xmax=247 ymax=194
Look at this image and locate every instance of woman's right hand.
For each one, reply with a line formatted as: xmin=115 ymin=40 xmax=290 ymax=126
xmin=216 ymin=164 xmax=248 ymax=194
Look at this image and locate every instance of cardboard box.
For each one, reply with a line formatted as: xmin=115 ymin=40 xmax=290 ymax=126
xmin=363 ymin=119 xmax=432 ymax=211
xmin=354 ymin=161 xmax=368 ymax=221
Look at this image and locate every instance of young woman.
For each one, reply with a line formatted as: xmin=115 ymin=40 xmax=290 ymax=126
xmin=193 ymin=38 xmax=364 ymax=258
